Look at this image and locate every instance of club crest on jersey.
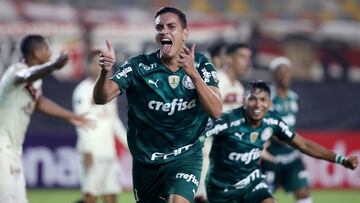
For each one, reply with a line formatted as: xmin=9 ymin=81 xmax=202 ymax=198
xmin=168 ymin=75 xmax=180 ymax=89
xmin=211 ymin=71 xmax=219 ymax=83
xmin=250 ymin=132 xmax=259 ymax=143
xmin=182 ymin=75 xmax=195 ymax=89
xmin=261 ymin=127 xmax=273 ymax=141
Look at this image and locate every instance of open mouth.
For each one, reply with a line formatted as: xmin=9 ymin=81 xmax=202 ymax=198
xmin=161 ymin=38 xmax=172 ymax=55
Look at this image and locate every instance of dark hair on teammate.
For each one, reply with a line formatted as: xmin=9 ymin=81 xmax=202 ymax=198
xmin=226 ymin=43 xmax=251 ymax=55
xmin=155 ymin=7 xmax=187 ymax=28
xmin=247 ymin=80 xmax=271 ymax=96
xmin=20 ymin=34 xmax=46 ymax=59
xmin=208 ymin=40 xmax=227 ymax=59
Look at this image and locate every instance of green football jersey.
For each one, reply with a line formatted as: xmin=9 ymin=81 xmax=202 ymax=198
xmin=268 ymin=89 xmax=299 ymax=155
xmin=111 ymin=50 xmax=219 ymax=165
xmin=206 ymin=107 xmax=295 ymax=189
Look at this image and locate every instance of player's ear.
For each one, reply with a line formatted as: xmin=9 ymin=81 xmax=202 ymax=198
xmin=183 ymin=28 xmax=189 ymax=42
xmin=33 ymin=49 xmax=42 ymax=61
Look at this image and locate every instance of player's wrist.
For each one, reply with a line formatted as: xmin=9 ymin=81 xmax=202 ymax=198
xmin=335 ymin=154 xmax=345 ymax=165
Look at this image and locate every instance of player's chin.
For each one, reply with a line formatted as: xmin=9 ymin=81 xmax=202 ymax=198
xmin=250 ymin=114 xmax=263 ymax=122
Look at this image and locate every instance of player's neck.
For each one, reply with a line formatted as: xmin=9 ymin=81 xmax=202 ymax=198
xmin=160 ymin=55 xmax=180 ymax=72
xmin=276 ymin=86 xmax=289 ymax=98
xmin=245 ymin=113 xmax=262 ymax=128
xmin=226 ymin=67 xmax=238 ymax=83
xmin=24 ymin=58 xmax=39 ymax=67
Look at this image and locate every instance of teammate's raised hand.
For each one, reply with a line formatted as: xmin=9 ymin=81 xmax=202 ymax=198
xmin=53 ymin=53 xmax=69 ymax=70
xmin=342 ymin=155 xmax=358 ymax=170
xmin=178 ymin=44 xmax=197 ymax=77
xmin=97 ymin=40 xmax=115 ymax=72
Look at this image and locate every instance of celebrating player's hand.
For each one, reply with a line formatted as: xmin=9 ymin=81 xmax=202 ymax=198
xmin=97 ymin=40 xmax=115 ymax=72
xmin=178 ymin=44 xmax=197 ymax=77
xmin=53 ymin=53 xmax=69 ymax=70
xmin=342 ymin=155 xmax=358 ymax=170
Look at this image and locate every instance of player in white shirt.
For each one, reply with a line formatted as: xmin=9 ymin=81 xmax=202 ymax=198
xmin=218 ymin=43 xmax=252 ymax=112
xmin=73 ymin=51 xmax=128 ymax=203
xmin=0 ymin=34 xmax=92 ymax=203
xmin=196 ymin=42 xmax=252 ymax=203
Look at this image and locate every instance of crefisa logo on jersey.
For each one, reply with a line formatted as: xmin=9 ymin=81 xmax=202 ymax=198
xmin=261 ymin=127 xmax=273 ymax=141
xmin=182 ymin=75 xmax=195 ymax=89
xmin=168 ymin=75 xmax=180 ymax=89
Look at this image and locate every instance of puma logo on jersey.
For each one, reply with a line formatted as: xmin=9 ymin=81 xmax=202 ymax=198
xmin=234 ymin=132 xmax=244 ymax=140
xmin=148 ymin=98 xmax=196 ymax=115
xmin=148 ymin=79 xmax=159 ymax=88
xmin=228 ymin=148 xmax=262 ymax=164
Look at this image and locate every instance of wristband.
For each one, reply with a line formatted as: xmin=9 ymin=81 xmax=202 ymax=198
xmin=335 ymin=154 xmax=345 ymax=164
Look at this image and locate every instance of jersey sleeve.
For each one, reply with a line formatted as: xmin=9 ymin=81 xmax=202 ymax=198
xmin=271 ymin=111 xmax=296 ymax=142
xmin=110 ymin=60 xmax=135 ymax=94
xmin=204 ymin=114 xmax=229 ymax=137
xmin=197 ymin=53 xmax=219 ymax=88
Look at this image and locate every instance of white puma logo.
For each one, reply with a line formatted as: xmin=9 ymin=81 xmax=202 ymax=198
xmin=149 ymin=79 xmax=159 ymax=88
xmin=234 ymin=132 xmax=244 ymax=140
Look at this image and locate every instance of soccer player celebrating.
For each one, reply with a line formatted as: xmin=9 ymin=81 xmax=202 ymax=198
xmin=196 ymin=42 xmax=252 ymax=203
xmin=205 ymin=80 xmax=358 ymax=203
xmin=261 ymin=57 xmax=312 ymax=203
xmin=0 ymin=34 xmax=92 ymax=203
xmin=93 ymin=7 xmax=222 ymax=203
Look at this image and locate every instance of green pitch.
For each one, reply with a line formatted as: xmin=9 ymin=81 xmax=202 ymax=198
xmin=28 ymin=189 xmax=360 ymax=203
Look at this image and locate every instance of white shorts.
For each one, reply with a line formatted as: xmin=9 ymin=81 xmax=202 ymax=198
xmin=80 ymin=156 xmax=122 ymax=196
xmin=196 ymin=137 xmax=213 ymax=197
xmin=0 ymin=139 xmax=28 ymax=203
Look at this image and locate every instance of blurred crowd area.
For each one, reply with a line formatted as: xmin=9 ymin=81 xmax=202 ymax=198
xmin=1 ymin=0 xmax=360 ymax=82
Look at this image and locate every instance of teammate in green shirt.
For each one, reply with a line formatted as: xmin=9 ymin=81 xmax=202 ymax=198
xmin=205 ymin=80 xmax=358 ymax=203
xmin=93 ymin=7 xmax=222 ymax=203
xmin=261 ymin=57 xmax=312 ymax=203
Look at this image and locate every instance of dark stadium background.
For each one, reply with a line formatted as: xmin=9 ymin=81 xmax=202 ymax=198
xmin=0 ymin=0 xmax=359 ymax=199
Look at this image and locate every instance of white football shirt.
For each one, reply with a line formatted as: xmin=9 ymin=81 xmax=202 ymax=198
xmin=0 ymin=63 xmax=42 ymax=155
xmin=72 ymin=78 xmax=127 ymax=158
xmin=217 ymin=70 xmax=244 ymax=112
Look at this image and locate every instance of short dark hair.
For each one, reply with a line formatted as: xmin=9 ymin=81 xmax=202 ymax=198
xmin=226 ymin=43 xmax=251 ymax=55
xmin=155 ymin=7 xmax=187 ymax=28
xmin=208 ymin=40 xmax=226 ymax=59
xmin=20 ymin=34 xmax=46 ymax=59
xmin=247 ymin=80 xmax=271 ymax=96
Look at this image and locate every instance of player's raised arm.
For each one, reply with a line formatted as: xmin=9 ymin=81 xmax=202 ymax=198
xmin=178 ymin=44 xmax=222 ymax=119
xmin=14 ymin=53 xmax=68 ymax=85
xmin=93 ymin=40 xmax=121 ymax=104
xmin=289 ymin=133 xmax=358 ymax=170
xmin=36 ymin=96 xmax=94 ymax=130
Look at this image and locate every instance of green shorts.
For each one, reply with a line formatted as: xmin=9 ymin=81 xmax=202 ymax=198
xmin=132 ymin=151 xmax=203 ymax=203
xmin=206 ymin=179 xmax=272 ymax=203
xmin=261 ymin=156 xmax=309 ymax=192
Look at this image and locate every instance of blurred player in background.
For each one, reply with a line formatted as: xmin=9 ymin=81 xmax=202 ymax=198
xmin=206 ymin=40 xmax=227 ymax=71
xmin=93 ymin=7 xmax=222 ymax=203
xmin=195 ymin=42 xmax=252 ymax=203
xmin=260 ymin=57 xmax=312 ymax=203
xmin=72 ymin=51 xmax=128 ymax=203
xmin=218 ymin=43 xmax=252 ymax=112
xmin=0 ymin=34 xmax=92 ymax=203
xmin=205 ymin=80 xmax=358 ymax=203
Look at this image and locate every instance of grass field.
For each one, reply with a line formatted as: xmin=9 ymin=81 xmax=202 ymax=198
xmin=28 ymin=189 xmax=360 ymax=203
